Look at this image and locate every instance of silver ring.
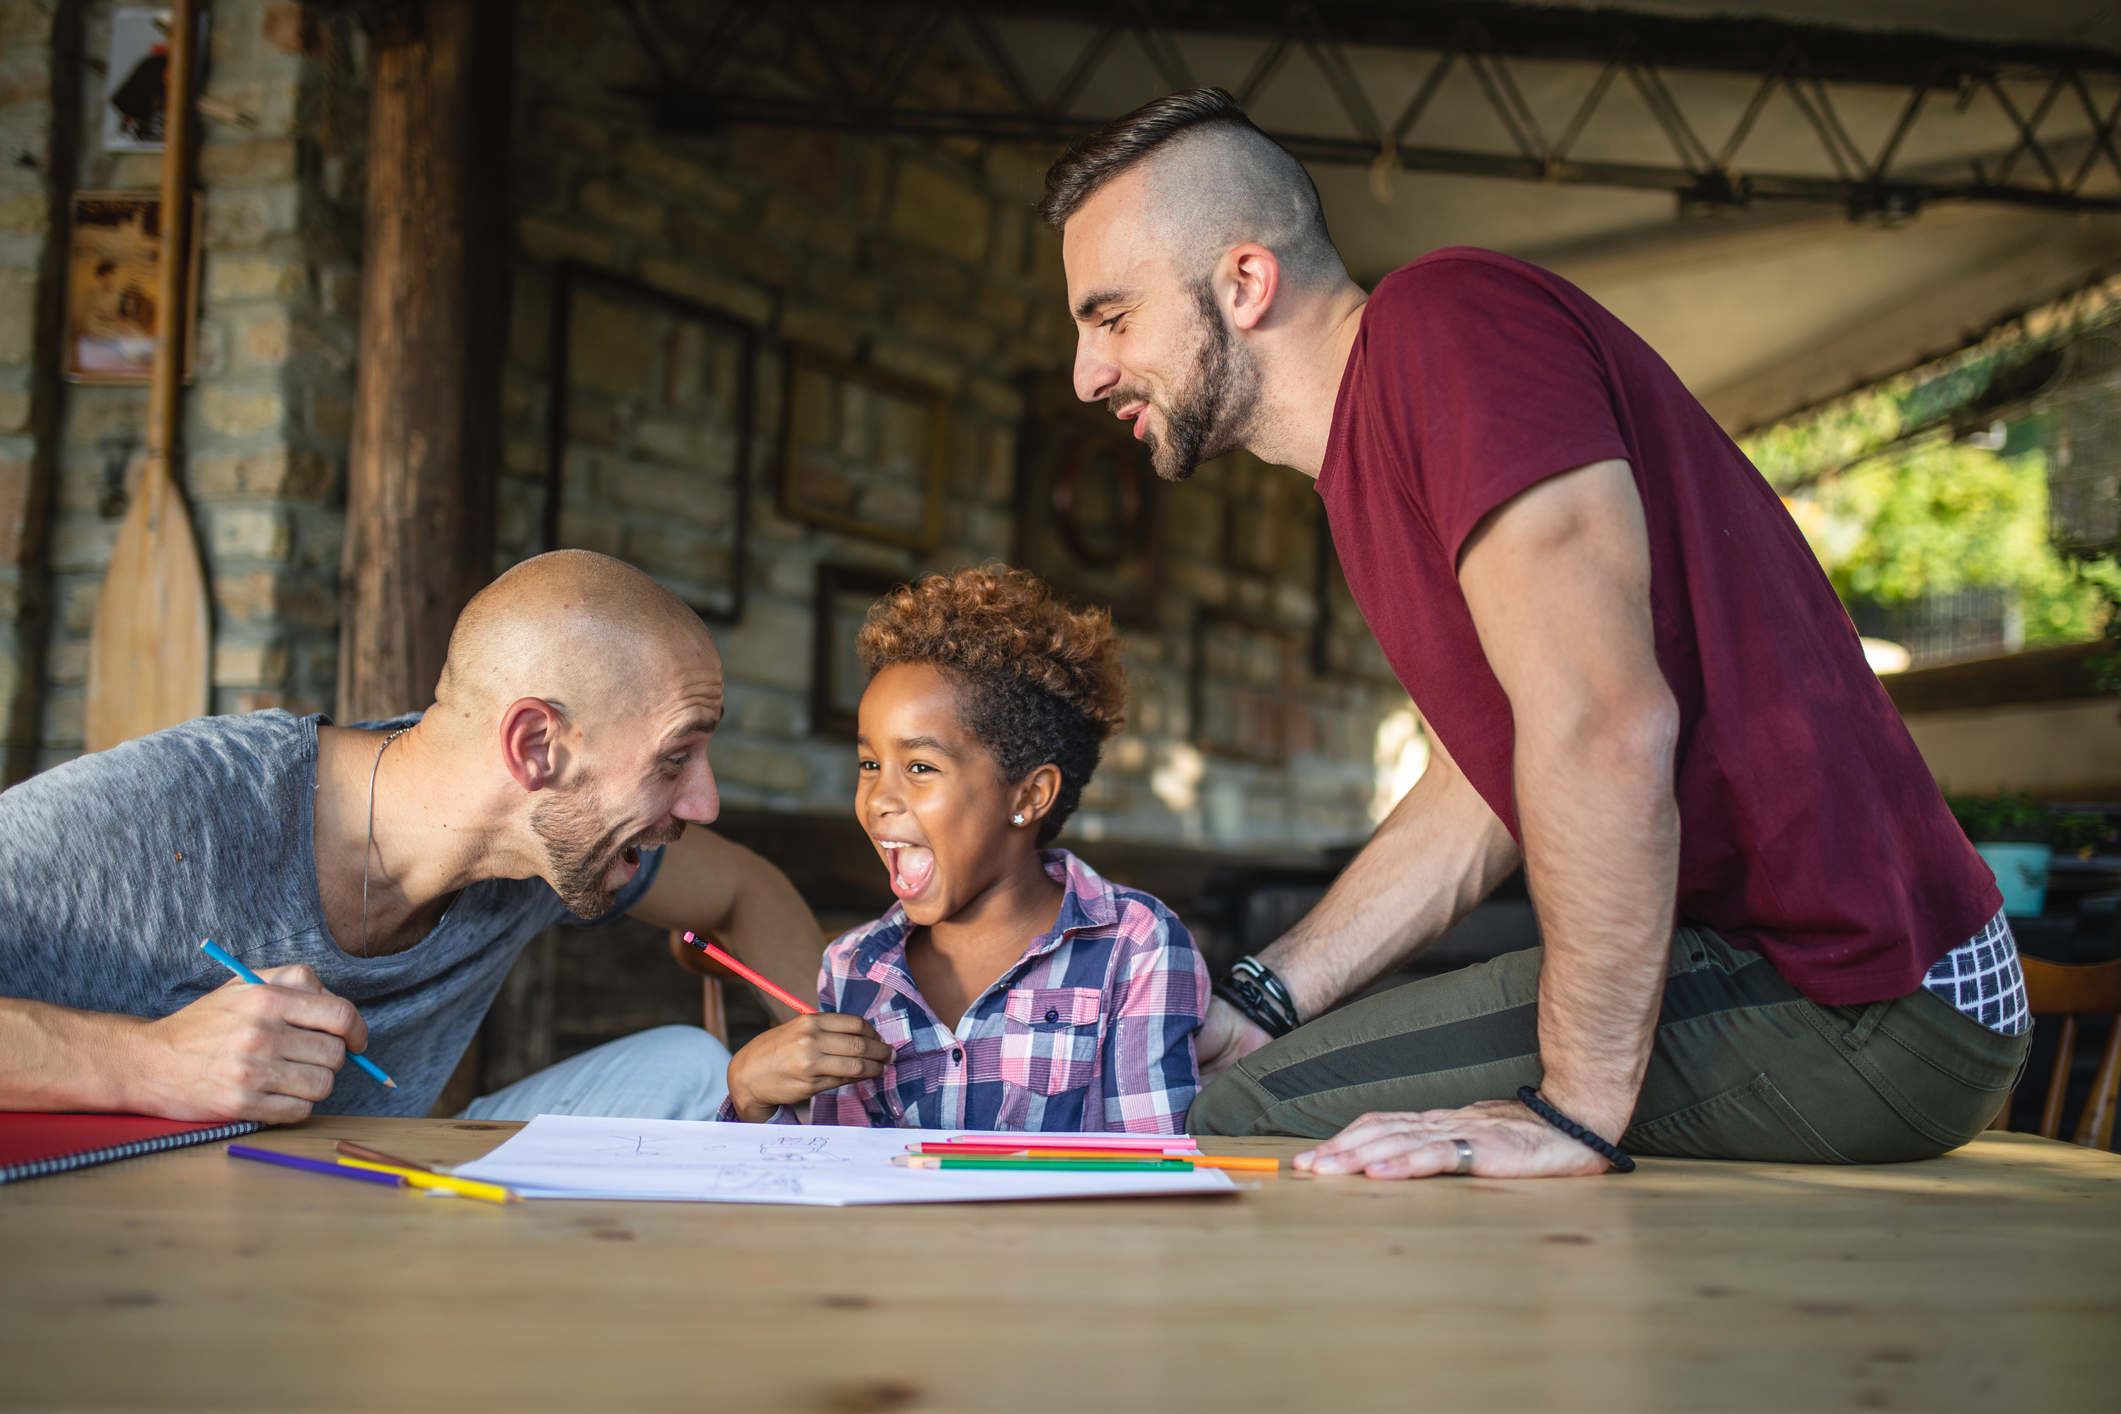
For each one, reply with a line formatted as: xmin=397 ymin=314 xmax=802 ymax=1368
xmin=1450 ymin=1138 xmax=1474 ymax=1176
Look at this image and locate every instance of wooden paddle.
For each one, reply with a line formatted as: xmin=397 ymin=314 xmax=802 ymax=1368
xmin=84 ymin=0 xmax=209 ymax=752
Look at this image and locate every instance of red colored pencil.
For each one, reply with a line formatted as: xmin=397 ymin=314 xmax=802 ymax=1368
xmin=682 ymin=931 xmax=818 ymax=1015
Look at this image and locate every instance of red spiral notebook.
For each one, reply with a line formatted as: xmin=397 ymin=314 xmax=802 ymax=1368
xmin=0 ymin=1113 xmax=262 ymax=1184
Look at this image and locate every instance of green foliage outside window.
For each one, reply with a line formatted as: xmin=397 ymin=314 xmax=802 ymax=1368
xmin=1742 ymin=389 xmax=2119 ymax=650
xmin=1945 ymin=790 xmax=2111 ymax=851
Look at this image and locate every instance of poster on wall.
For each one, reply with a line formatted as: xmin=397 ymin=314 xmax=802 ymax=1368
xmin=102 ymin=9 xmax=182 ymax=152
xmin=63 ymin=191 xmax=198 ymax=384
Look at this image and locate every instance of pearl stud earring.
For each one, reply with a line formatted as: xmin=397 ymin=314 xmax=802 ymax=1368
xmin=1011 ymin=813 xmax=1026 ymax=825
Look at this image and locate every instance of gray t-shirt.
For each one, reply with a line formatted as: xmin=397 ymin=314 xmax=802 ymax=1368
xmin=0 ymin=710 xmax=663 ymax=1117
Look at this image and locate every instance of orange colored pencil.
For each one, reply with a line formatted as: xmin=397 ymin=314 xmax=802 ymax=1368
xmin=1160 ymin=1153 xmax=1279 ymax=1173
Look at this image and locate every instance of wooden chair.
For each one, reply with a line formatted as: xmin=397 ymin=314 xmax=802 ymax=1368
xmin=1988 ymin=956 xmax=2121 ymax=1150
xmin=668 ymin=929 xmax=739 ymax=1047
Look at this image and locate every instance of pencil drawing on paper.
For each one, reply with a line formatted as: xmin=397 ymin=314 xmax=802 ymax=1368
xmin=705 ymin=1170 xmax=806 ymax=1196
xmin=758 ymin=1136 xmax=847 ymax=1163
xmin=451 ymin=1115 xmax=1236 ymax=1206
xmin=600 ymin=1131 xmax=737 ymax=1160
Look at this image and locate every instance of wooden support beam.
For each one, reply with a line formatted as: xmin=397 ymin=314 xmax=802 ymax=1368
xmin=340 ymin=0 xmax=513 ymax=722
xmin=85 ymin=0 xmax=210 ymax=752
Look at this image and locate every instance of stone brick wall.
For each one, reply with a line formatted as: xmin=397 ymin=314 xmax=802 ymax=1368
xmin=0 ymin=0 xmax=74 ymax=781
xmin=12 ymin=0 xmax=362 ymax=776
xmin=5 ymin=0 xmax=1409 ymax=851
xmin=503 ymin=1 xmax=1408 ymax=853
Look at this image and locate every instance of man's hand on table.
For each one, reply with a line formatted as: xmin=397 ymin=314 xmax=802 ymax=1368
xmin=1195 ymin=997 xmax=1273 ymax=1082
xmin=124 ymin=964 xmax=368 ymax=1122
xmin=1294 ymin=1100 xmax=1613 ymax=1179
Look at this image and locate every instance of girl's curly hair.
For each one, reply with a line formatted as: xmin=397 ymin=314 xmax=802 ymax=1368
xmin=856 ymin=566 xmax=1125 ymax=844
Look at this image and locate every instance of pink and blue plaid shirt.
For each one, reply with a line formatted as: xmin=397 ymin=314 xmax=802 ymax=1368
xmin=736 ymin=850 xmax=1207 ymax=1133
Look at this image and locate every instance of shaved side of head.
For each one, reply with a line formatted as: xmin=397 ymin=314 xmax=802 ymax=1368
xmin=1041 ymin=88 xmax=1346 ymax=289
xmin=433 ymin=549 xmax=716 ymax=732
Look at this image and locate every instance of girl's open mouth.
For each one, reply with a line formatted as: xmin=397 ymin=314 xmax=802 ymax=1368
xmin=881 ymin=841 xmax=936 ymax=900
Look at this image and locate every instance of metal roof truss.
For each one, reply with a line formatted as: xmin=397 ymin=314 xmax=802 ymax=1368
xmin=616 ymin=0 xmax=2121 ymax=217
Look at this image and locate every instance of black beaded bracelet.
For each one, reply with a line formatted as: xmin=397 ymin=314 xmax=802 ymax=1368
xmin=1213 ymin=956 xmax=1301 ymax=1039
xmin=1517 ymin=1086 xmax=1637 ymax=1174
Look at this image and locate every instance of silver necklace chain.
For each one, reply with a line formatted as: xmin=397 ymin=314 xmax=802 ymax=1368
xmin=360 ymin=727 xmax=409 ymax=958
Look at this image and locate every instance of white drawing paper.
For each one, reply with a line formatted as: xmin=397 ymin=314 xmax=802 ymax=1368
xmin=453 ymin=1116 xmax=1237 ymax=1206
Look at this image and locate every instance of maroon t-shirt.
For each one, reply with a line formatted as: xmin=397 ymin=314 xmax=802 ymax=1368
xmin=1316 ymin=248 xmax=1998 ymax=1006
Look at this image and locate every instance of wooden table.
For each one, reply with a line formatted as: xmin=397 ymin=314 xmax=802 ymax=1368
xmin=3 ymin=1119 xmax=2116 ymax=1412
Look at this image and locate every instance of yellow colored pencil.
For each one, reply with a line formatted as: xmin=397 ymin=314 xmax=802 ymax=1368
xmin=336 ymin=1157 xmax=520 ymax=1204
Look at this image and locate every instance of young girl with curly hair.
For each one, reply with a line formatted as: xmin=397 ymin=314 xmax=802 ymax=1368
xmin=721 ymin=566 xmax=1208 ymax=1132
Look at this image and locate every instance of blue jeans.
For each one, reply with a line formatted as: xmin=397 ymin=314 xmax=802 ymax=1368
xmin=457 ymin=1025 xmax=733 ymax=1122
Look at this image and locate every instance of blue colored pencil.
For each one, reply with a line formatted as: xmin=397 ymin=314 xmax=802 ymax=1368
xmin=228 ymin=1144 xmax=405 ymax=1187
xmin=199 ymin=938 xmax=398 ymax=1090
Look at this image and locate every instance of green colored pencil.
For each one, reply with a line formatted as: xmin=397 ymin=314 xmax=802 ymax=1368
xmin=891 ymin=1155 xmax=1195 ymax=1172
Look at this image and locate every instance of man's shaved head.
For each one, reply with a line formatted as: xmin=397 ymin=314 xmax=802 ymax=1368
xmin=1047 ymin=90 xmax=1357 ymax=483
xmin=1041 ymin=88 xmax=1344 ymax=289
xmin=429 ymin=550 xmax=723 ymax=917
xmin=435 ymin=549 xmax=717 ymax=731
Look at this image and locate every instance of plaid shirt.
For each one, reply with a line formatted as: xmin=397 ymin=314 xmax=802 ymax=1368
xmin=734 ymin=850 xmax=1207 ymax=1133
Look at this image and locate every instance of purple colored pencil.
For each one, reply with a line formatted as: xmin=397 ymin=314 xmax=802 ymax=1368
xmin=228 ymin=1143 xmax=404 ymax=1187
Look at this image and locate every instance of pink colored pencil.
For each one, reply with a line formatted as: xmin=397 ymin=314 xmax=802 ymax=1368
xmin=682 ymin=931 xmax=818 ymax=1015
xmin=948 ymin=1130 xmax=1195 ymax=1150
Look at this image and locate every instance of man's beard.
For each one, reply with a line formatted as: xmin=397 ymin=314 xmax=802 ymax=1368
xmin=530 ymin=785 xmax=686 ymax=919
xmin=1109 ymin=277 xmax=1262 ymax=483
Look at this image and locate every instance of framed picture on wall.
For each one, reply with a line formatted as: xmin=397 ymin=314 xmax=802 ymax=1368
xmin=544 ymin=260 xmax=757 ymax=623
xmin=64 ymin=191 xmax=199 ymax=384
xmin=101 ymin=8 xmax=210 ymax=153
xmin=812 ymin=562 xmax=909 ymax=738
xmin=1310 ymin=515 xmax=1402 ymax=685
xmin=1191 ymin=608 xmax=1302 ymax=765
xmin=1015 ymin=376 xmax=1160 ymax=625
xmin=778 ymin=347 xmax=948 ymax=551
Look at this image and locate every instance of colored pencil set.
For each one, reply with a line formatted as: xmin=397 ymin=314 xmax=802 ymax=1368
xmin=892 ymin=1136 xmax=1280 ymax=1174
xmin=229 ymin=1139 xmax=519 ymax=1203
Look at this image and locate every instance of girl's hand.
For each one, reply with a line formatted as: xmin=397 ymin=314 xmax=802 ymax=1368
xmin=724 ymin=1014 xmax=895 ymax=1122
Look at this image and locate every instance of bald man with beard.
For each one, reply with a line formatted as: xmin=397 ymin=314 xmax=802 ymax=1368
xmin=0 ymin=550 xmax=830 ymax=1123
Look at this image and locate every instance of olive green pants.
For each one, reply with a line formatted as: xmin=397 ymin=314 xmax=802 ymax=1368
xmin=1189 ymin=927 xmax=2030 ymax=1163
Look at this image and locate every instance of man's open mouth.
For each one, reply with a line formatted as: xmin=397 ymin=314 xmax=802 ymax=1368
xmin=879 ymin=840 xmax=936 ymax=900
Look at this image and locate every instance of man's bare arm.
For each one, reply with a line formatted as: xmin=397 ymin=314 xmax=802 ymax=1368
xmin=0 ymin=967 xmax=368 ymax=1121
xmin=1259 ymin=731 xmax=1521 ymax=1018
xmin=1298 ymin=458 xmax=1677 ymax=1178
xmin=628 ymin=827 xmax=827 ymax=1023
xmin=1467 ymin=458 xmax=1677 ymax=1143
xmin=1195 ymin=733 xmax=1519 ymax=1080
